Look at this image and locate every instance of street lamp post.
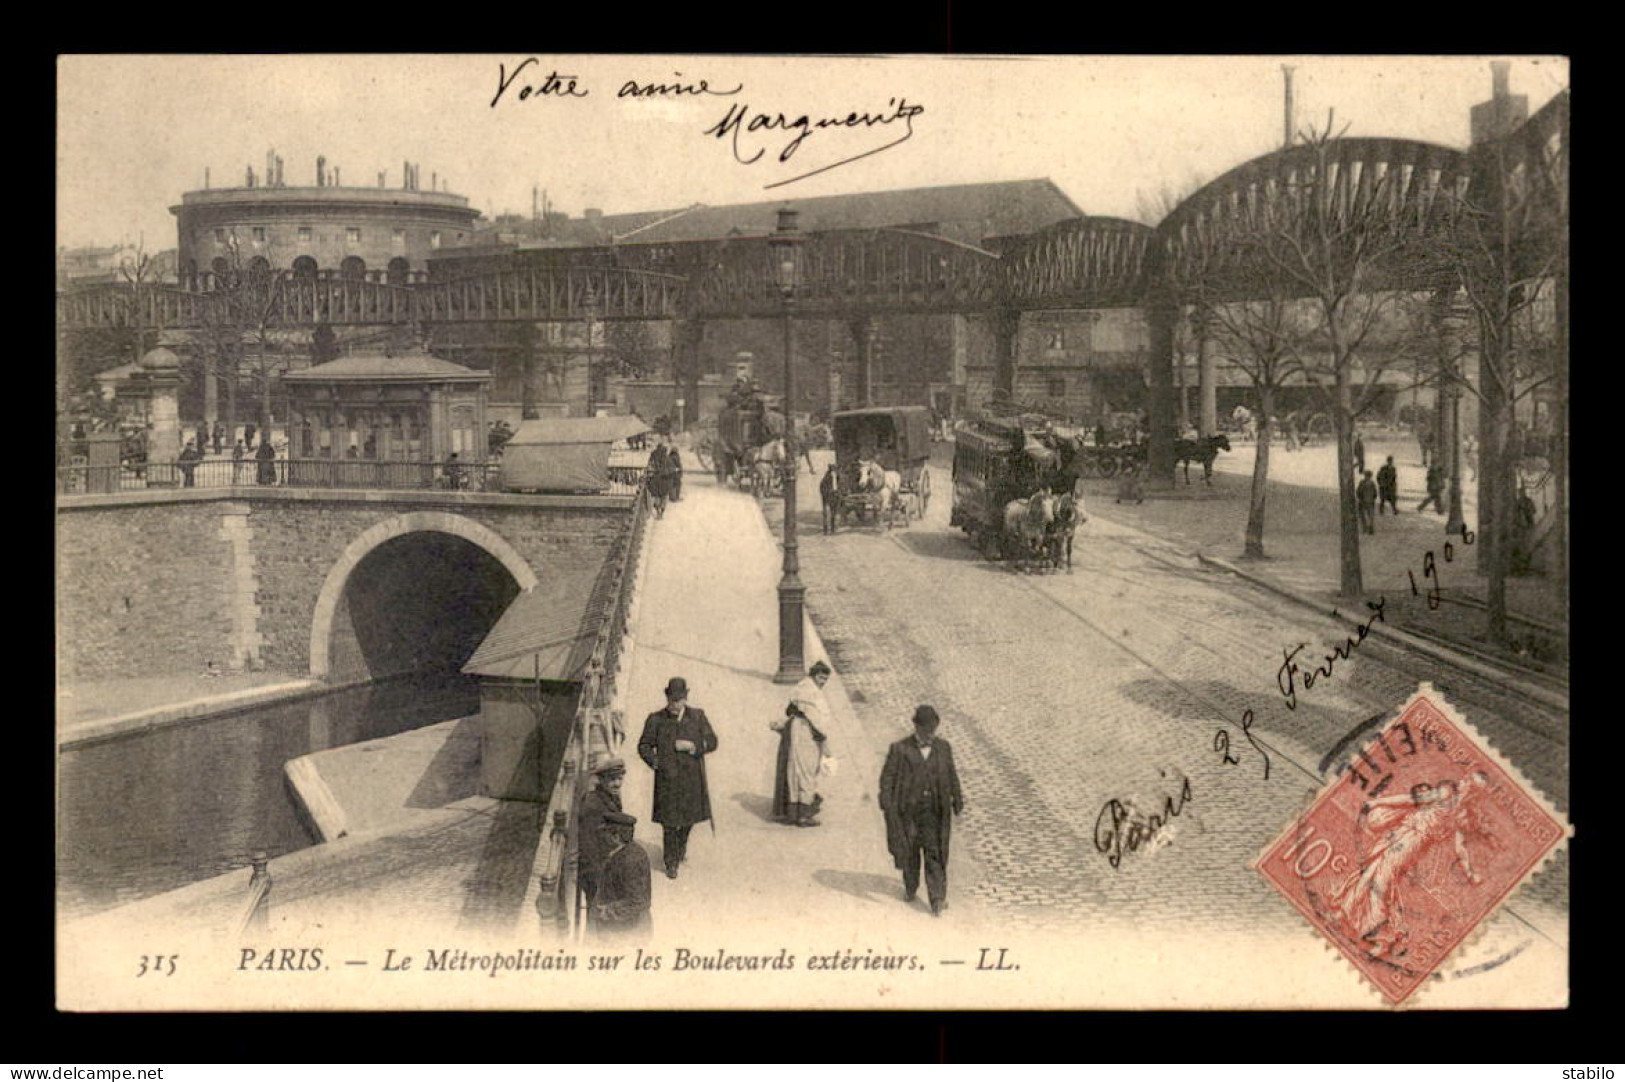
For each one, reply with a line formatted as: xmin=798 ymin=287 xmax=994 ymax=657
xmin=588 ymin=279 xmax=607 ymax=419
xmin=771 ymin=207 xmax=806 ymax=684
xmin=583 ymin=282 xmax=600 ymax=418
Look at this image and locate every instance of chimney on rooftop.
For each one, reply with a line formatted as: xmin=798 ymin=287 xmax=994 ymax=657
xmin=1282 ymin=65 xmax=1295 ymax=149
xmin=1470 ymin=59 xmax=1529 ymax=145
xmin=334 ymin=166 xmax=341 ymax=186
xmin=205 ymin=166 xmax=210 ymax=190
xmin=317 ymin=155 xmax=327 ymax=187
xmin=379 ymin=171 xmax=386 ymax=188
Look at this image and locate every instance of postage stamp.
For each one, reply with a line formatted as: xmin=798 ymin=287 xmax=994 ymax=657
xmin=1254 ymin=684 xmax=1570 ymax=1006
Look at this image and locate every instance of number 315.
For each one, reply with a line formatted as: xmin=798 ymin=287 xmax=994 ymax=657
xmin=137 ymin=954 xmax=178 ymax=977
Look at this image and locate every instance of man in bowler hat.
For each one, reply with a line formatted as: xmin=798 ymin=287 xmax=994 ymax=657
xmin=879 ymin=705 xmax=965 ymax=916
xmin=637 ymin=677 xmax=719 ymax=879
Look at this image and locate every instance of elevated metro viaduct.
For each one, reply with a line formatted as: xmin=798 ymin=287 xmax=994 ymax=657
xmin=59 ymin=90 xmax=1566 ymax=485
xmin=56 ymin=486 xmax=633 ymax=689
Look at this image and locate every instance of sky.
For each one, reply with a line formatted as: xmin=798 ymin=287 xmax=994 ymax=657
xmin=56 ymin=54 xmax=1568 ymax=252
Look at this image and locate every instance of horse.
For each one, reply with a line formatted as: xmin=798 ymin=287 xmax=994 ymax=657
xmin=750 ymin=439 xmax=790 ymax=497
xmin=1002 ymin=490 xmax=1057 ymax=569
xmin=1046 ymin=491 xmax=1085 ymax=572
xmin=1172 ymin=434 xmax=1232 ymax=485
xmin=858 ymin=459 xmax=907 ymax=529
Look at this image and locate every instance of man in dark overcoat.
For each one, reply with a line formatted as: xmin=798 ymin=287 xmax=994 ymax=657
xmin=255 ymin=437 xmax=277 ymax=485
xmin=1377 ymin=455 xmax=1400 ymax=516
xmin=664 ymin=442 xmax=684 ymax=502
xmin=879 ymin=705 xmax=965 ymax=916
xmin=577 ymin=757 xmax=633 ymax=916
xmin=592 ymin=817 xmax=652 ymax=939
xmin=646 ymin=438 xmax=671 ymax=515
xmin=637 ymin=676 xmax=719 ymax=879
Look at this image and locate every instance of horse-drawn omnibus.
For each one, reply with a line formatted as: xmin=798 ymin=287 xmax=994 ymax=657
xmin=951 ymin=414 xmax=1084 ymax=566
xmin=831 ymin=405 xmax=933 ymax=528
xmin=701 ymin=392 xmax=787 ymax=492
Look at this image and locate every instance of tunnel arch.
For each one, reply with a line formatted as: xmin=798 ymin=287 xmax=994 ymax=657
xmin=309 ymin=511 xmax=539 ymax=679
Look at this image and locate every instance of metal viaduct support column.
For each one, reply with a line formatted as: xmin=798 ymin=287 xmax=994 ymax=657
xmin=992 ymin=307 xmax=1020 ymax=402
xmin=1196 ymin=305 xmax=1218 ymax=437
xmin=673 ymin=317 xmax=706 ymax=432
xmin=1145 ymin=300 xmax=1179 ymax=486
xmin=1432 ymin=289 xmax=1468 ymax=536
xmin=848 ymin=316 xmax=878 ymax=407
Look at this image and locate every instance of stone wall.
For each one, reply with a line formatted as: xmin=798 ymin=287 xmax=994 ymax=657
xmin=56 ymin=501 xmax=239 ymax=683
xmin=58 ymin=491 xmax=632 ymax=686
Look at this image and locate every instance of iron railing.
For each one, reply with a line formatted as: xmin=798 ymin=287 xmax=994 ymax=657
xmin=56 ymin=457 xmax=646 ymax=497
xmin=535 ymin=472 xmax=653 ymax=937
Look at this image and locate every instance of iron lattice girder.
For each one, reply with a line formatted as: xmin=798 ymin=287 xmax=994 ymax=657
xmin=690 ymin=227 xmax=1005 ymax=318
xmin=56 ymin=266 xmax=691 ymax=331
xmin=998 ymin=217 xmax=1158 ymax=309
xmin=1158 ymin=138 xmax=1479 ymax=294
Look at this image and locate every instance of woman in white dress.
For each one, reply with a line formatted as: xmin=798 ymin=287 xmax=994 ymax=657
xmin=771 ymin=661 xmax=832 ymax=827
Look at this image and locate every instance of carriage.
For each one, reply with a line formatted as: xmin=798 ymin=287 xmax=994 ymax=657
xmin=950 ymin=414 xmax=1082 ymax=565
xmin=707 ymin=394 xmax=788 ymax=493
xmin=1074 ymin=441 xmax=1147 ymax=478
xmin=831 ymin=406 xmax=934 ymax=528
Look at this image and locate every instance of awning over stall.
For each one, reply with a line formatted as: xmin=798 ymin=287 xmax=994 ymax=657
xmin=500 ymin=415 xmax=649 ymax=492
xmin=461 ymin=569 xmax=612 ymax=682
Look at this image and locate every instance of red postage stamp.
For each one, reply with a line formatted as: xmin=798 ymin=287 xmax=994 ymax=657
xmin=1255 ymin=685 xmax=1569 ymax=1006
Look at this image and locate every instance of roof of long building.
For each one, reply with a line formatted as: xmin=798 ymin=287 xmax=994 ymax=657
xmin=475 ymin=178 xmax=1086 ymax=250
xmin=282 ymin=350 xmax=490 ymax=382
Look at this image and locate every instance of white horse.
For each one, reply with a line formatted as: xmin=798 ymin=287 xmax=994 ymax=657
xmin=1003 ymin=490 xmax=1057 ymax=569
xmin=745 ymin=439 xmax=788 ymax=497
xmin=858 ymin=459 xmax=907 ymax=529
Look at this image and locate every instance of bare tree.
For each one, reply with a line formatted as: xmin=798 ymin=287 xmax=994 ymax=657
xmin=1166 ymin=207 xmax=1306 ymax=558
xmin=197 ymin=237 xmax=286 ymax=436
xmin=117 ymin=238 xmax=167 ymax=366
xmin=1243 ymin=117 xmax=1421 ymax=596
xmin=1205 ymin=293 xmax=1309 ymax=559
xmin=1429 ymin=118 xmax=1566 ymax=644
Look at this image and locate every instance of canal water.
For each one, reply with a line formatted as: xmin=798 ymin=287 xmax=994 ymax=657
xmin=57 ymin=672 xmax=481 ymax=920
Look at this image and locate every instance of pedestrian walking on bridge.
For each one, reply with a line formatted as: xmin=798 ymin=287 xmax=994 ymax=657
xmin=178 ymin=440 xmax=202 ymax=487
xmin=664 ymin=442 xmax=684 ymax=502
xmin=772 ymin=661 xmax=832 ymax=827
xmin=647 ymin=438 xmax=671 ymax=518
xmin=637 ymin=677 xmax=718 ymax=879
xmin=255 ymin=437 xmax=277 ymax=486
xmin=880 ymin=705 xmax=964 ymax=917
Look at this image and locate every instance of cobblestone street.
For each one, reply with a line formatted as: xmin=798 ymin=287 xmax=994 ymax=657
xmin=762 ymin=451 xmax=1568 ymax=949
